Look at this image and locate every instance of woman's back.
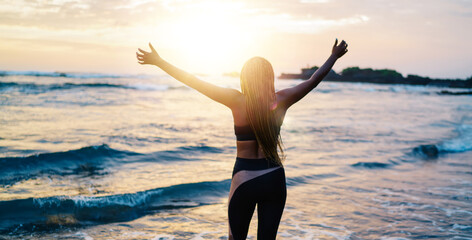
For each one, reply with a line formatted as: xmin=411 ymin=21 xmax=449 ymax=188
xmin=232 ymin=93 xmax=287 ymax=159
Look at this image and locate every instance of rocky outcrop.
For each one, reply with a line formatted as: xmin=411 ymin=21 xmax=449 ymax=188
xmin=279 ymin=66 xmax=340 ymax=80
xmin=279 ymin=66 xmax=472 ymax=89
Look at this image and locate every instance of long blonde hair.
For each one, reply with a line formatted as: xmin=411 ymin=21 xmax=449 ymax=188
xmin=240 ymin=57 xmax=285 ymax=166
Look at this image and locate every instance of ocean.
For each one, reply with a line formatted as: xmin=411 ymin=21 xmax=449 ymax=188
xmin=0 ymin=71 xmax=471 ymax=239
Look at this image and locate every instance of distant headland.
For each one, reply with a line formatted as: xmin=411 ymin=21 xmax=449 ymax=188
xmin=279 ymin=66 xmax=472 ymax=89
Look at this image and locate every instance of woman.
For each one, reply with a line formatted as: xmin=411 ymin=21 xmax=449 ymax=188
xmin=136 ymin=39 xmax=348 ymax=239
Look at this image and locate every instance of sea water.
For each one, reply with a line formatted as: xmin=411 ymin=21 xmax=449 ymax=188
xmin=0 ymin=71 xmax=471 ymax=239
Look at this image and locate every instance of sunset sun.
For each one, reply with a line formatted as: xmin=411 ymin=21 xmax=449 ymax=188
xmin=154 ymin=2 xmax=257 ymax=74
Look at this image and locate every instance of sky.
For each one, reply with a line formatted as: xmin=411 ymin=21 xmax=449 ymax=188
xmin=0 ymin=0 xmax=471 ymax=78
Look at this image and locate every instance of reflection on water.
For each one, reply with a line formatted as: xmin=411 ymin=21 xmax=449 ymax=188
xmin=0 ymin=73 xmax=471 ymax=239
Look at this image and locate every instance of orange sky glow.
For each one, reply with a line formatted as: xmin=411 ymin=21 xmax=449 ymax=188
xmin=0 ymin=0 xmax=471 ymax=78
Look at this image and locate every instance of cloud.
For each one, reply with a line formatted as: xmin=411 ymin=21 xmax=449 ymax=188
xmin=253 ymin=14 xmax=369 ymax=34
xmin=0 ymin=0 xmax=167 ymax=30
xmin=0 ymin=0 xmax=372 ymax=32
xmin=300 ymin=0 xmax=330 ymax=3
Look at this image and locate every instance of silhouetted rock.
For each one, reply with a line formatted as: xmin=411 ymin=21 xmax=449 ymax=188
xmin=439 ymin=90 xmax=472 ymax=95
xmin=279 ymin=66 xmax=472 ymax=89
xmin=414 ymin=144 xmax=439 ymax=158
xmin=279 ymin=66 xmax=339 ymax=80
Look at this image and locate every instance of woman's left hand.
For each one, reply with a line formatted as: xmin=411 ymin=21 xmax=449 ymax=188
xmin=137 ymin=43 xmax=162 ymax=65
xmin=332 ymin=38 xmax=348 ymax=59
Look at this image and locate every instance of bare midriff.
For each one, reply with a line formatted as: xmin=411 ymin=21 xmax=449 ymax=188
xmin=236 ymin=140 xmax=266 ymax=159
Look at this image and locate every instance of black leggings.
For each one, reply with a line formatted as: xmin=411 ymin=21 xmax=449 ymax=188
xmin=228 ymin=157 xmax=286 ymax=240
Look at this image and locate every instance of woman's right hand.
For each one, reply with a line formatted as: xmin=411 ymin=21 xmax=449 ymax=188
xmin=332 ymin=38 xmax=348 ymax=59
xmin=137 ymin=43 xmax=162 ymax=66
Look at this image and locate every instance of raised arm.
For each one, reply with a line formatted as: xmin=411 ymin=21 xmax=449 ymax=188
xmin=277 ymin=39 xmax=348 ymax=109
xmin=136 ymin=43 xmax=241 ymax=108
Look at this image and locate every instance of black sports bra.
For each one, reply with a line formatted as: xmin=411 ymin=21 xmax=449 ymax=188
xmin=234 ymin=125 xmax=257 ymax=141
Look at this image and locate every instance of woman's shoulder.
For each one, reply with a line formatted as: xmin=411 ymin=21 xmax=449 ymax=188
xmin=275 ymin=90 xmax=291 ymax=111
xmin=230 ymin=93 xmax=247 ymax=121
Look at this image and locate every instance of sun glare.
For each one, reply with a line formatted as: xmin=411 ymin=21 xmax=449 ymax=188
xmin=157 ymin=2 xmax=256 ymax=74
xmin=171 ymin=17 xmax=247 ymax=60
